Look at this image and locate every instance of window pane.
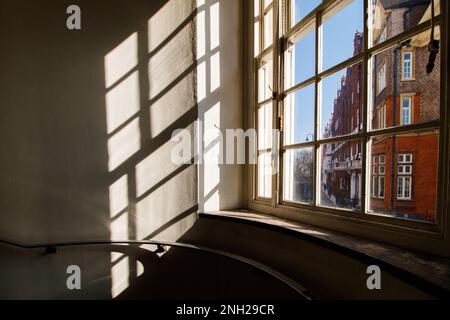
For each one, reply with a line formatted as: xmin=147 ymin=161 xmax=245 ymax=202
xmin=369 ymin=0 xmax=441 ymax=47
xmin=320 ymin=62 xmax=363 ymax=139
xmin=322 ymin=0 xmax=363 ymax=71
xmin=285 ymin=22 xmax=315 ymax=88
xmin=254 ymin=0 xmax=260 ymax=17
xmin=291 ymin=0 xmax=322 ymax=27
xmin=258 ymin=54 xmax=273 ymax=102
xmin=258 ymin=151 xmax=272 ymax=198
xmin=283 ymin=147 xmax=314 ymax=204
xmin=264 ymin=0 xmax=272 ymax=9
xmin=368 ymin=129 xmax=438 ymax=223
xmin=369 ymin=29 xmax=441 ymax=131
xmin=258 ymin=103 xmax=273 ymax=150
xmin=320 ymin=140 xmax=362 ymax=211
xmin=284 ymin=84 xmax=315 ymax=145
xmin=254 ymin=20 xmax=260 ymax=57
xmin=264 ymin=9 xmax=273 ymax=49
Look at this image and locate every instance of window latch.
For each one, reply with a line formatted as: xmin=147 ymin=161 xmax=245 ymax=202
xmin=277 ymin=115 xmax=283 ymax=132
xmin=268 ymin=85 xmax=278 ymax=100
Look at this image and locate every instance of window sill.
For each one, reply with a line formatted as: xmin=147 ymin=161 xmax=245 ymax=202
xmin=200 ymin=210 xmax=450 ymax=296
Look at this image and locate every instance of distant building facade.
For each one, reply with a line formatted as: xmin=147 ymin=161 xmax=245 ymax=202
xmin=321 ymin=0 xmax=439 ymax=221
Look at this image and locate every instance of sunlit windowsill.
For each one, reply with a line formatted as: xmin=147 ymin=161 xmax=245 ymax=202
xmin=200 ymin=210 xmax=450 ymax=294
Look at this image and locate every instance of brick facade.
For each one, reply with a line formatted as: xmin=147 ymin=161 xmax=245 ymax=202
xmin=370 ymin=0 xmax=439 ymax=221
xmin=321 ymin=0 xmax=439 ymax=220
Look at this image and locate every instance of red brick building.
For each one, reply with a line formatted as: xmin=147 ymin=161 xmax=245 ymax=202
xmin=321 ymin=33 xmax=363 ymax=210
xmin=322 ymin=0 xmax=440 ymax=221
xmin=370 ymin=0 xmax=440 ymax=221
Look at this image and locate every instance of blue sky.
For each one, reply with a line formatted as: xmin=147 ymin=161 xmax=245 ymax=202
xmin=292 ymin=0 xmax=363 ymax=142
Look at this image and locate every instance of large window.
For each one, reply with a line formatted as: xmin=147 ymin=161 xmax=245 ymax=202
xmin=252 ymin=0 xmax=445 ymax=229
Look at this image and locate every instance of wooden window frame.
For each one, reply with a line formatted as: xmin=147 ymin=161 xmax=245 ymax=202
xmin=246 ymin=0 xmax=450 ymax=258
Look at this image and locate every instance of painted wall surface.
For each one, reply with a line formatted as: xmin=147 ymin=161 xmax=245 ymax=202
xmin=0 ymin=0 xmax=244 ymax=245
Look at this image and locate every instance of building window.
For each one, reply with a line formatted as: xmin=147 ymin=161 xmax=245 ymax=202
xmin=251 ymin=0 xmax=445 ymax=240
xmin=377 ymin=63 xmax=386 ymax=94
xmin=376 ymin=104 xmax=386 ymax=129
xmin=401 ymin=96 xmax=412 ymax=125
xmin=371 ymin=154 xmax=385 ymax=199
xmin=372 ymin=176 xmax=378 ymax=198
xmin=402 ymin=50 xmax=414 ymax=80
xmin=378 ymin=27 xmax=387 ymax=44
xmin=397 ymin=154 xmax=413 ymax=200
xmin=397 ymin=176 xmax=412 ymax=200
xmin=378 ymin=176 xmax=385 ymax=199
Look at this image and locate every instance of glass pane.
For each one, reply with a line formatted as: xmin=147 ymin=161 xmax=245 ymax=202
xmin=258 ymin=103 xmax=273 ymax=150
xmin=368 ymin=129 xmax=438 ymax=223
xmin=284 ymin=84 xmax=315 ymax=145
xmin=369 ymin=0 xmax=441 ymax=47
xmin=264 ymin=9 xmax=273 ymax=49
xmin=322 ymin=0 xmax=363 ymax=71
xmin=258 ymin=151 xmax=272 ymax=198
xmin=264 ymin=0 xmax=272 ymax=9
xmin=254 ymin=0 xmax=260 ymax=17
xmin=369 ymin=29 xmax=441 ymax=131
xmin=283 ymin=147 xmax=314 ymax=204
xmin=291 ymin=0 xmax=322 ymax=27
xmin=320 ymin=62 xmax=363 ymax=139
xmin=320 ymin=140 xmax=362 ymax=211
xmin=285 ymin=22 xmax=315 ymax=88
xmin=258 ymin=54 xmax=273 ymax=102
xmin=254 ymin=20 xmax=260 ymax=57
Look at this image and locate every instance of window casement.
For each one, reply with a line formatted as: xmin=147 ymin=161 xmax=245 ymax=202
xmin=372 ymin=176 xmax=378 ymax=198
xmin=401 ymin=49 xmax=414 ymax=81
xmin=400 ymin=95 xmax=413 ymax=126
xmin=397 ymin=176 xmax=412 ymax=200
xmin=377 ymin=63 xmax=386 ymax=94
xmin=249 ymin=0 xmax=448 ymax=256
xmin=398 ymin=153 xmax=413 ymax=164
xmin=378 ymin=27 xmax=387 ymax=44
xmin=376 ymin=104 xmax=386 ymax=129
xmin=371 ymin=153 xmax=385 ymax=199
xmin=378 ymin=175 xmax=385 ymax=199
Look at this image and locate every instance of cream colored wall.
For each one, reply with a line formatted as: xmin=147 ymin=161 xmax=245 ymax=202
xmin=0 ymin=0 xmax=244 ymax=245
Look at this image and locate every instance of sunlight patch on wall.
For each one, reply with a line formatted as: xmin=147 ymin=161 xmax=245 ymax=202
xmin=148 ymin=23 xmax=194 ymax=100
xmin=147 ymin=0 xmax=194 ymax=53
xmin=110 ymin=253 xmax=129 ymax=298
xmin=202 ymin=102 xmax=221 ymax=211
xmin=110 ymin=211 xmax=129 ymax=241
xmin=149 ymin=72 xmax=196 ymax=138
xmin=107 ymin=118 xmax=141 ymax=172
xmin=104 ymin=33 xmax=138 ymax=88
xmin=197 ymin=61 xmax=207 ymax=102
xmin=210 ymin=51 xmax=221 ymax=92
xmin=109 ymin=175 xmax=128 ymax=218
xmin=137 ymin=260 xmax=144 ymax=278
xmin=135 ymin=165 xmax=196 ymax=240
xmin=210 ymin=2 xmax=220 ymax=51
xmin=196 ymin=10 xmax=206 ymax=59
xmin=135 ymin=139 xmax=185 ymax=197
xmin=106 ymin=71 xmax=140 ymax=134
